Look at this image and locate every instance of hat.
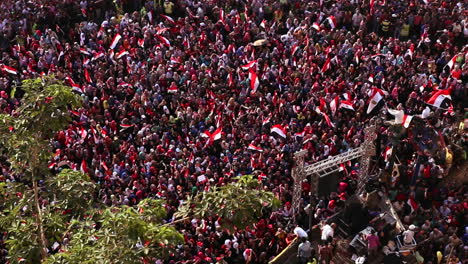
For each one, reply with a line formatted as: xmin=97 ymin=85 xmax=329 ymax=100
xmin=409 ymin=224 xmax=416 ymax=230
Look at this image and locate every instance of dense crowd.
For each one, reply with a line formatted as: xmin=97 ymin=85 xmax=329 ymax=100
xmin=0 ymin=0 xmax=467 ymax=263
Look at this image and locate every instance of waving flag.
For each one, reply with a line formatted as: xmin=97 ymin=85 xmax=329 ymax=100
xmin=260 ymin=19 xmax=267 ymax=28
xmin=201 ymin=127 xmax=223 ymax=143
xmin=407 ymin=197 xmax=418 ymax=214
xmin=402 ymin=114 xmax=413 ymax=128
xmin=168 ymin=83 xmax=178 ymax=93
xmin=427 ymin=89 xmax=451 ymax=108
xmin=80 ymin=159 xmax=88 ymax=174
xmin=322 ymin=112 xmax=335 ymax=128
xmin=312 ymin=22 xmax=321 ymax=31
xmin=367 ymin=88 xmax=386 ymax=114
xmin=115 ymin=50 xmax=129 ymax=59
xmin=2 ymin=65 xmax=18 ymax=75
xmin=92 ymin=52 xmax=105 ymax=61
xmin=248 ymin=144 xmax=263 ymax=152
xmin=84 ymin=68 xmax=92 ymax=83
xmin=80 ymin=127 xmax=88 ymax=139
xmin=445 ymin=54 xmax=458 ymax=70
xmin=321 ymin=57 xmax=331 ymax=73
xmin=326 ymin=16 xmax=337 ymax=29
xmin=138 ymin=39 xmax=144 ymax=47
xmin=329 ymin=96 xmax=339 ymax=114
xmin=241 ymin=60 xmax=257 ymax=70
xmin=291 ymin=45 xmax=299 ymax=56
xmin=120 ymin=124 xmax=133 ymax=129
xmin=110 ymin=34 xmax=122 ymax=49
xmin=271 ymin=124 xmax=287 ymax=138
xmin=262 ymin=116 xmax=271 ymax=126
xmin=80 ymin=48 xmax=91 ymax=56
xmin=160 ymin=14 xmax=175 ymax=24
xmin=384 ymin=146 xmax=392 ymax=162
xmin=249 ymin=69 xmax=259 ymax=93
xmin=157 ymin=35 xmax=171 ymax=47
xmin=340 ymin=100 xmax=355 ymax=111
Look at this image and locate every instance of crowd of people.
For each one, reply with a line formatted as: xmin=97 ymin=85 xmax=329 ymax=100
xmin=0 ymin=0 xmax=467 ymax=263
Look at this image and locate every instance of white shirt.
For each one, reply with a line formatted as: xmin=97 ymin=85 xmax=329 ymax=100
xmin=294 ymin=227 xmax=308 ymax=238
xmin=321 ymin=224 xmax=334 ymax=241
xmin=403 ymin=230 xmax=414 ymax=244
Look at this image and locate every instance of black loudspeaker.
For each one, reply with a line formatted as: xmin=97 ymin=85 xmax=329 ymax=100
xmin=318 ymin=171 xmax=340 ymax=197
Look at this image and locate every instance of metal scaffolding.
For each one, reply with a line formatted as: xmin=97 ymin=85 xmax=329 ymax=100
xmin=291 ymin=123 xmax=377 ymax=222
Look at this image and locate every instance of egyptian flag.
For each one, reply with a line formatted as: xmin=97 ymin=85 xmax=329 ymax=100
xmin=445 ymin=54 xmax=458 ymax=70
xmin=249 ymin=69 xmax=259 ymax=93
xmin=312 ymin=22 xmax=321 ymax=31
xmin=115 ymin=50 xmax=129 ymax=59
xmin=93 ymin=52 xmax=105 ymax=61
xmin=427 ymin=89 xmax=451 ymax=108
xmin=84 ymin=68 xmax=92 ymax=83
xmin=160 ymin=14 xmax=175 ymax=24
xmin=157 ymin=35 xmax=171 ymax=47
xmin=368 ymin=74 xmax=374 ymax=84
xmin=326 ymin=16 xmax=337 ymax=29
xmin=291 ymin=45 xmax=299 ymax=56
xmin=72 ymin=83 xmax=83 ymax=94
xmin=120 ymin=124 xmax=133 ymax=130
xmin=366 ymin=88 xmax=386 ymax=114
xmin=340 ymin=100 xmax=355 ymax=111
xmin=329 ymin=96 xmax=339 ymax=114
xmin=402 ymin=114 xmax=413 ymax=128
xmin=262 ymin=116 xmax=271 ymax=126
xmin=384 ymin=146 xmax=392 ymax=162
xmin=260 ymin=19 xmax=266 ymax=29
xmin=248 ymin=144 xmax=263 ymax=152
xmin=322 ymin=112 xmax=335 ymax=128
xmin=219 ymin=9 xmax=225 ymax=24
xmin=321 ymin=57 xmax=331 ymax=73
xmin=80 ymin=48 xmax=91 ymax=56
xmin=370 ymin=0 xmax=375 ymax=14
xmin=110 ymin=34 xmax=122 ymax=49
xmin=80 ymin=159 xmax=88 ymax=174
xmin=271 ymin=124 xmax=287 ymax=138
xmin=407 ymin=197 xmax=418 ymax=214
xmin=138 ymin=39 xmax=144 ymax=48
xmin=168 ymin=83 xmax=178 ymax=93
xmin=294 ymin=131 xmax=305 ymax=138
xmin=210 ymin=127 xmax=222 ymax=142
xmin=241 ymin=60 xmax=257 ymax=70
xmin=2 ymin=65 xmax=18 ymax=75
xmin=80 ymin=127 xmax=88 ymax=139
xmin=228 ymin=72 xmax=234 ymax=87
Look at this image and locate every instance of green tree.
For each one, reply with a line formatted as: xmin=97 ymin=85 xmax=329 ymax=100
xmin=0 ymin=78 xmax=280 ymax=264
xmin=175 ymin=174 xmax=281 ymax=231
xmin=0 ymin=77 xmax=82 ymax=261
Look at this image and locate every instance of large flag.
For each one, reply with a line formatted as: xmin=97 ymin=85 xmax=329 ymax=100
xmin=427 ymin=89 xmax=451 ymax=108
xmin=110 ymin=34 xmax=122 ymax=49
xmin=367 ymin=88 xmax=386 ymax=114
xmin=271 ymin=124 xmax=287 ymax=138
